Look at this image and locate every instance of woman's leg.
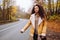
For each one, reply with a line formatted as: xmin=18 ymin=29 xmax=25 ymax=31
xmin=40 ymin=35 xmax=47 ymax=40
xmin=38 ymin=35 xmax=41 ymax=40
xmin=33 ymin=33 xmax=38 ymax=40
xmin=41 ymin=36 xmax=46 ymax=40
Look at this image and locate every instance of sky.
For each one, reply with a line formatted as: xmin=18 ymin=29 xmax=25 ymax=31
xmin=0 ymin=0 xmax=2 ymax=4
xmin=15 ymin=0 xmax=34 ymax=12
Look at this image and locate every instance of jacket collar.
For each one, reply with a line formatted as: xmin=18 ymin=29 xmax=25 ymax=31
xmin=30 ymin=14 xmax=43 ymax=27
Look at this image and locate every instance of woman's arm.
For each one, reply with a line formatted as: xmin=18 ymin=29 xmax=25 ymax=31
xmin=20 ymin=20 xmax=31 ymax=33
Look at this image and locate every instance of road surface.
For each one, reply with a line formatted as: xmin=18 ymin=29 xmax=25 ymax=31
xmin=0 ymin=19 xmax=30 ymax=40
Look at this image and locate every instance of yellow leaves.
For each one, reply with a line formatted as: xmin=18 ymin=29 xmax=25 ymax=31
xmin=11 ymin=15 xmax=16 ymax=21
xmin=43 ymin=4 xmax=48 ymax=8
xmin=11 ymin=6 xmax=17 ymax=14
xmin=9 ymin=6 xmax=17 ymax=21
xmin=9 ymin=14 xmax=16 ymax=21
xmin=5 ymin=0 xmax=10 ymax=2
xmin=0 ymin=4 xmax=3 ymax=6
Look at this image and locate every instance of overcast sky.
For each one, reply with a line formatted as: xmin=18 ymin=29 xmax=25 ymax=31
xmin=15 ymin=0 xmax=34 ymax=12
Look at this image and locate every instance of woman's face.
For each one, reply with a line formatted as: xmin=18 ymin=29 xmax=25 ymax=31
xmin=34 ymin=6 xmax=39 ymax=13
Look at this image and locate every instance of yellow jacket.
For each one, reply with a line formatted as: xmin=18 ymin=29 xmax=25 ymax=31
xmin=21 ymin=14 xmax=47 ymax=36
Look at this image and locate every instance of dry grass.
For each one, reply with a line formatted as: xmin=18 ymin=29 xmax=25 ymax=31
xmin=47 ymin=20 xmax=60 ymax=32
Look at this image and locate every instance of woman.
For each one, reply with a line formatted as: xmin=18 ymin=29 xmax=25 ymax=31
xmin=20 ymin=4 xmax=47 ymax=40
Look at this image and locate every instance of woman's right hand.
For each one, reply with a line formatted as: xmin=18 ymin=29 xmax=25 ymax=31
xmin=20 ymin=29 xmax=24 ymax=33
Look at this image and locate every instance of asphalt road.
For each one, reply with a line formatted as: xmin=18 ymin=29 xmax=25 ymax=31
xmin=0 ymin=19 xmax=30 ymax=40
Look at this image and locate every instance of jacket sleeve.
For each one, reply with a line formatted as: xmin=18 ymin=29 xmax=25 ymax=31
xmin=21 ymin=16 xmax=32 ymax=32
xmin=41 ymin=19 xmax=47 ymax=36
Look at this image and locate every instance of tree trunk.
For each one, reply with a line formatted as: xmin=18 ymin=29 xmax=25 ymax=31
xmin=48 ymin=0 xmax=51 ymax=15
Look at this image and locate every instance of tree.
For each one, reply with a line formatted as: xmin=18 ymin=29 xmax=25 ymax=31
xmin=9 ymin=6 xmax=17 ymax=21
xmin=2 ymin=0 xmax=17 ymax=21
xmin=0 ymin=6 xmax=2 ymax=20
xmin=52 ymin=0 xmax=54 ymax=14
xmin=48 ymin=0 xmax=51 ymax=15
xmin=56 ymin=0 xmax=60 ymax=14
xmin=2 ymin=0 xmax=10 ymax=20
